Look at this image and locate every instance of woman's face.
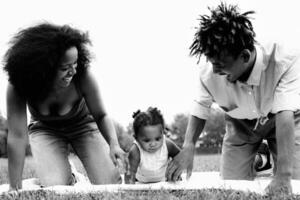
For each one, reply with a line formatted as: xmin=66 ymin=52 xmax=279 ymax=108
xmin=54 ymin=46 xmax=78 ymax=89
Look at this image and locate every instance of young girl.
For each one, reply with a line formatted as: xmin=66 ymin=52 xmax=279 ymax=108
xmin=125 ymin=107 xmax=181 ymax=184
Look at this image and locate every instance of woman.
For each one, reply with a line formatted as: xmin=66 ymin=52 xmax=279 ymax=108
xmin=3 ymin=23 xmax=125 ymax=190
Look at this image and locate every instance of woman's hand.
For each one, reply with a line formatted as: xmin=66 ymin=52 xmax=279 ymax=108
xmin=109 ymin=144 xmax=129 ymax=173
xmin=124 ymin=172 xmax=136 ymax=184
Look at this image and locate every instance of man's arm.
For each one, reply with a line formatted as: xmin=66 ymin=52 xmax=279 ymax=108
xmin=183 ymin=115 xmax=206 ymax=146
xmin=166 ymin=138 xmax=181 ymax=158
xmin=6 ymin=83 xmax=28 ymax=190
xmin=266 ymin=110 xmax=294 ymax=194
xmin=166 ymin=115 xmax=206 ymax=181
xmin=275 ymin=111 xmax=294 ymax=177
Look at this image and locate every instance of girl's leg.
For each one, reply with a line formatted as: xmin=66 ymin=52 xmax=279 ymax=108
xmin=70 ymin=123 xmax=121 ymax=184
xmin=29 ymin=131 xmax=73 ymax=186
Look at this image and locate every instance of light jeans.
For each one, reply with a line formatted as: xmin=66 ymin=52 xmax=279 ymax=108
xmin=29 ymin=121 xmax=121 ymax=186
xmin=221 ymin=111 xmax=300 ymax=180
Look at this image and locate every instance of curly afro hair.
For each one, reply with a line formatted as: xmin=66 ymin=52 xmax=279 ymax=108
xmin=190 ymin=2 xmax=256 ymax=61
xmin=132 ymin=107 xmax=165 ymax=138
xmin=3 ymin=22 xmax=92 ymax=101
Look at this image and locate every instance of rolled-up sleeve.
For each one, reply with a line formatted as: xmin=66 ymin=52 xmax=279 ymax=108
xmin=272 ymin=57 xmax=300 ymax=113
xmin=190 ymin=77 xmax=213 ymax=120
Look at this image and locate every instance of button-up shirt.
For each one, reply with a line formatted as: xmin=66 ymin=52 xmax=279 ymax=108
xmin=191 ymin=42 xmax=300 ymax=120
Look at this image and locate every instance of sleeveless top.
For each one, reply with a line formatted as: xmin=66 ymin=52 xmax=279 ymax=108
xmin=28 ymin=82 xmax=94 ymax=130
xmin=135 ymin=135 xmax=169 ymax=183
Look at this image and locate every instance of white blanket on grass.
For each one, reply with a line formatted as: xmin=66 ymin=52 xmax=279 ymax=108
xmin=1 ymin=172 xmax=300 ymax=195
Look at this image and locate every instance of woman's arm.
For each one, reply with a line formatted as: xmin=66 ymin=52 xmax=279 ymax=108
xmin=6 ymin=83 xmax=28 ymax=190
xmin=125 ymin=144 xmax=140 ymax=184
xmin=79 ymin=69 xmax=126 ymax=166
xmin=166 ymin=138 xmax=181 ymax=158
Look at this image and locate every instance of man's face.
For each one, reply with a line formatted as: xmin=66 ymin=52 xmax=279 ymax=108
xmin=207 ymin=51 xmax=248 ymax=83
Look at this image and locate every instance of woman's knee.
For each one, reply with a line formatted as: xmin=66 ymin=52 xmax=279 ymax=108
xmin=88 ymin=167 xmax=122 ymax=184
xmin=40 ymin=172 xmax=74 ymax=186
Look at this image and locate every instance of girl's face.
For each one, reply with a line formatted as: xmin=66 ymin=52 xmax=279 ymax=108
xmin=54 ymin=46 xmax=78 ymax=89
xmin=136 ymin=124 xmax=164 ymax=153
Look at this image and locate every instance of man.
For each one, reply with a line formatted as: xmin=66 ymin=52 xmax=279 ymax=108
xmin=166 ymin=3 xmax=300 ymax=194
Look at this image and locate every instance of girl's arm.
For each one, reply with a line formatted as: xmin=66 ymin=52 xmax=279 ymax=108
xmin=6 ymin=83 xmax=28 ymax=190
xmin=126 ymin=144 xmax=140 ymax=184
xmin=79 ymin=69 xmax=126 ymax=166
xmin=166 ymin=138 xmax=181 ymax=158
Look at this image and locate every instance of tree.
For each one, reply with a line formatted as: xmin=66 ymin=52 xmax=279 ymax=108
xmin=169 ymin=113 xmax=189 ymax=147
xmin=114 ymin=120 xmax=134 ymax=152
xmin=125 ymin=122 xmax=134 ymax=136
xmin=0 ymin=113 xmax=8 ymax=157
xmin=169 ymin=106 xmax=225 ymax=151
xmin=199 ymin=106 xmax=225 ymax=151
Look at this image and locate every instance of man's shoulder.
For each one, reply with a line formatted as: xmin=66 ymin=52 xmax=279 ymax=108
xmin=258 ymin=41 xmax=300 ymax=59
xmin=257 ymin=42 xmax=300 ymax=73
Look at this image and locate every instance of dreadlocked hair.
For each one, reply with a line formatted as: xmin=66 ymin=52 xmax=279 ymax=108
xmin=3 ymin=22 xmax=92 ymax=102
xmin=190 ymin=2 xmax=256 ymax=60
xmin=132 ymin=107 xmax=165 ymax=138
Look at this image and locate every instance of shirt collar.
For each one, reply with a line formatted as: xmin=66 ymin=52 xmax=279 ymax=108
xmin=245 ymin=44 xmax=264 ymax=86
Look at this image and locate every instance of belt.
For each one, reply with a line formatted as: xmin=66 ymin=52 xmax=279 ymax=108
xmin=253 ymin=113 xmax=275 ymax=131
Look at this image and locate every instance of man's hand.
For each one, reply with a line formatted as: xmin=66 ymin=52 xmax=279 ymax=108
xmin=265 ymin=177 xmax=292 ymax=196
xmin=166 ymin=144 xmax=195 ymax=182
xmin=165 ymin=115 xmax=205 ymax=182
xmin=8 ymin=182 xmax=21 ymax=195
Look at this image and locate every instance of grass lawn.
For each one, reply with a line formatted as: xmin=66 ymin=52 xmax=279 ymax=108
xmin=0 ymin=188 xmax=298 ymax=200
xmin=0 ymin=154 xmax=221 ymax=185
xmin=1 ymin=154 xmax=299 ymax=199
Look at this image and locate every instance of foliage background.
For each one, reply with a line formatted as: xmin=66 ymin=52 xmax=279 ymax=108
xmin=0 ymin=107 xmax=226 ymax=157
